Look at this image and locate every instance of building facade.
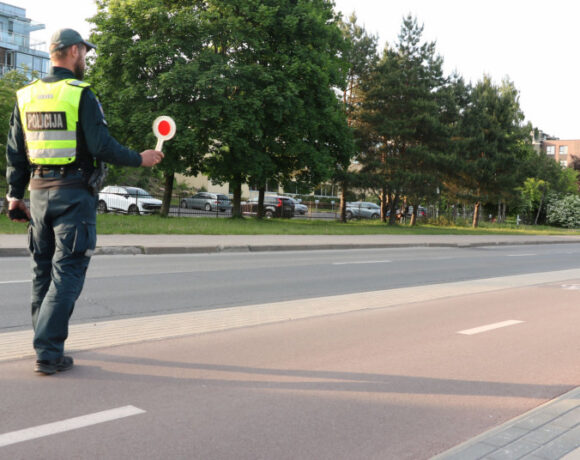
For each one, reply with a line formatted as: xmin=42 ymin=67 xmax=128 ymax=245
xmin=542 ymin=139 xmax=580 ymax=168
xmin=0 ymin=2 xmax=49 ymax=78
xmin=532 ymin=131 xmax=580 ymax=168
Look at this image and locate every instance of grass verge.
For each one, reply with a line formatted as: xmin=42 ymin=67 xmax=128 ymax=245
xmin=1 ymin=214 xmax=579 ymax=236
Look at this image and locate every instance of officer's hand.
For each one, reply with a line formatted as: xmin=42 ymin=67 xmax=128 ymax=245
xmin=7 ymin=200 xmax=30 ymax=223
xmin=140 ymin=150 xmax=164 ymax=167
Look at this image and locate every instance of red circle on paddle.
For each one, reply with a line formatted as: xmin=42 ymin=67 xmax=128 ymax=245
xmin=158 ymin=120 xmax=171 ymax=136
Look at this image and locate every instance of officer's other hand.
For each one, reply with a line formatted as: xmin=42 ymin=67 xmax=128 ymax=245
xmin=140 ymin=149 xmax=164 ymax=167
xmin=7 ymin=200 xmax=30 ymax=223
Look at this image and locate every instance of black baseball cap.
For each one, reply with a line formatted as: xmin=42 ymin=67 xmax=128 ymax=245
xmin=50 ymin=28 xmax=96 ymax=53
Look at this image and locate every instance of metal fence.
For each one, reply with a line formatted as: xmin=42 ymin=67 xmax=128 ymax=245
xmin=167 ymin=195 xmax=341 ymax=220
xmin=0 ymin=186 xmax=343 ymax=220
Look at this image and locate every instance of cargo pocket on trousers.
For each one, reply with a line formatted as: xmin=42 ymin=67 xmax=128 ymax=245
xmin=72 ymin=221 xmax=97 ymax=257
xmin=27 ymin=222 xmax=35 ymax=254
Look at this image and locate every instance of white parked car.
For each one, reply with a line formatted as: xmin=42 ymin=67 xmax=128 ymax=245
xmin=98 ymin=186 xmax=162 ymax=215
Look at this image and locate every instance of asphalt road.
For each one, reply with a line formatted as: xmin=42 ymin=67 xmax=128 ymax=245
xmin=2 ymin=243 xmax=580 ymax=331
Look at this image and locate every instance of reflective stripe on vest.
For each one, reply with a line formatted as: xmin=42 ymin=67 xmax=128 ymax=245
xmin=17 ymin=79 xmax=90 ymax=165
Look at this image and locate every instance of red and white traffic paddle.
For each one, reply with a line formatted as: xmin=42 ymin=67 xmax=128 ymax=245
xmin=152 ymin=116 xmax=176 ymax=151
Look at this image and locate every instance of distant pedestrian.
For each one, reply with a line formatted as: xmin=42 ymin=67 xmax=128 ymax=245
xmin=5 ymin=28 xmax=164 ymax=375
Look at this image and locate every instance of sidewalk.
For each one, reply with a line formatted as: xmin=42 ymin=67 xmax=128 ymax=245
xmin=2 ymin=232 xmax=580 ymax=256
xmin=3 ymin=232 xmax=580 ymax=458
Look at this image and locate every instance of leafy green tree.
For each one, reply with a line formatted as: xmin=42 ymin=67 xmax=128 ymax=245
xmin=199 ymin=0 xmax=352 ymax=217
xmin=90 ymin=0 xmax=352 ymax=218
xmin=1 ymin=70 xmax=31 ymax=189
xmin=89 ymin=0 xmax=207 ymax=215
xmin=517 ymin=177 xmax=548 ymax=225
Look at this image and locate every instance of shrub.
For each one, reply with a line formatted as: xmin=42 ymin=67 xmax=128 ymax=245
xmin=546 ymin=194 xmax=580 ymax=228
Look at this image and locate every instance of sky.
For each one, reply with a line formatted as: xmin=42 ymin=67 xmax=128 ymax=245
xmin=15 ymin=0 xmax=580 ymax=139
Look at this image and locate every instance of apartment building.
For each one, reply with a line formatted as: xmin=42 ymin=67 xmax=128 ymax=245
xmin=532 ymin=130 xmax=580 ymax=168
xmin=542 ymin=139 xmax=580 ymax=168
xmin=0 ymin=2 xmax=49 ymax=78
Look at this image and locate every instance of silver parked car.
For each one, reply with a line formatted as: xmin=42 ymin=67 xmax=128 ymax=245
xmin=345 ymin=201 xmax=381 ymax=220
xmin=288 ymin=197 xmax=308 ymax=215
xmin=180 ymin=192 xmax=232 ymax=212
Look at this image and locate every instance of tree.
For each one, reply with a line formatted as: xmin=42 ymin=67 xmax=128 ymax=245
xmin=89 ymin=0 xmax=208 ymax=216
xmin=0 ymin=70 xmax=31 ymax=189
xmin=514 ymin=144 xmax=578 ymax=224
xmin=356 ymin=15 xmax=449 ymax=225
xmin=336 ymin=13 xmax=378 ymax=222
xmin=199 ymin=0 xmax=352 ymax=217
xmin=518 ymin=177 xmax=548 ymax=225
xmin=455 ymin=76 xmax=529 ymax=227
xmin=90 ymin=0 xmax=352 ymax=218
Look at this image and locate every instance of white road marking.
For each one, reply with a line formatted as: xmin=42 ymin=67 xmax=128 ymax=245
xmin=0 ymin=405 xmax=146 ymax=448
xmin=458 ymin=320 xmax=524 ymax=336
xmin=507 ymin=254 xmax=536 ymax=257
xmin=333 ymin=260 xmax=392 ymax=265
xmin=561 ymin=284 xmax=580 ymax=290
xmin=0 ymin=280 xmax=30 ymax=285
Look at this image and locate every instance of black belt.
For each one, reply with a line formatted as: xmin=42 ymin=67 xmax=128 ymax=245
xmin=32 ymin=166 xmax=85 ymax=178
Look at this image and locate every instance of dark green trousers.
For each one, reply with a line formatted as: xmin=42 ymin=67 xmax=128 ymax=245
xmin=28 ymin=187 xmax=97 ymax=361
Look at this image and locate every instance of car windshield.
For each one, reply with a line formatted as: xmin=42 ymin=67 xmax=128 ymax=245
xmin=216 ymin=195 xmax=230 ymax=201
xmin=125 ymin=187 xmax=153 ymax=198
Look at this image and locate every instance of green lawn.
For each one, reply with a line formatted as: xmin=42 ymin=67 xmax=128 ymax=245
xmin=1 ymin=214 xmax=578 ymax=236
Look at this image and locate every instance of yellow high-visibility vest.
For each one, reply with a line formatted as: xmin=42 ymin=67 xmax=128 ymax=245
xmin=17 ymin=78 xmax=90 ymax=165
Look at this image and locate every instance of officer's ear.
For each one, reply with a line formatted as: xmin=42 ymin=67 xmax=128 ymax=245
xmin=69 ymin=44 xmax=79 ymax=59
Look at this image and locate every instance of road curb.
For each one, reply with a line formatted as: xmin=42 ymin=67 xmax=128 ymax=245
xmin=433 ymin=385 xmax=580 ymax=459
xmin=0 ymin=248 xmax=29 ymax=257
xmin=1 ymin=238 xmax=580 ymax=257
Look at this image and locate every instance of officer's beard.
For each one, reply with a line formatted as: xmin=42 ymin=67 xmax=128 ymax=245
xmin=73 ymin=55 xmax=85 ymax=80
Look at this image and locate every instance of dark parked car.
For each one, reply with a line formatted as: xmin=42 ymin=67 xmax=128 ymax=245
xmin=243 ymin=195 xmax=294 ymax=218
xmin=395 ymin=206 xmax=427 ymax=218
xmin=180 ymin=192 xmax=232 ymax=212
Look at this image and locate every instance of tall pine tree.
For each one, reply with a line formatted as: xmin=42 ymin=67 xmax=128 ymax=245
xmin=357 ymin=15 xmax=449 ymax=224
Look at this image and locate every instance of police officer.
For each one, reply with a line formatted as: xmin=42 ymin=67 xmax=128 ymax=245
xmin=5 ymin=28 xmax=164 ymax=375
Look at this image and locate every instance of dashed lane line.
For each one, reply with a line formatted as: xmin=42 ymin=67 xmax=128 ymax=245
xmin=332 ymin=260 xmax=392 ymax=265
xmin=458 ymin=320 xmax=524 ymax=335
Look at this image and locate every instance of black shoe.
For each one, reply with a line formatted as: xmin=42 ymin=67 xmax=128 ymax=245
xmin=34 ymin=356 xmax=74 ymax=375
